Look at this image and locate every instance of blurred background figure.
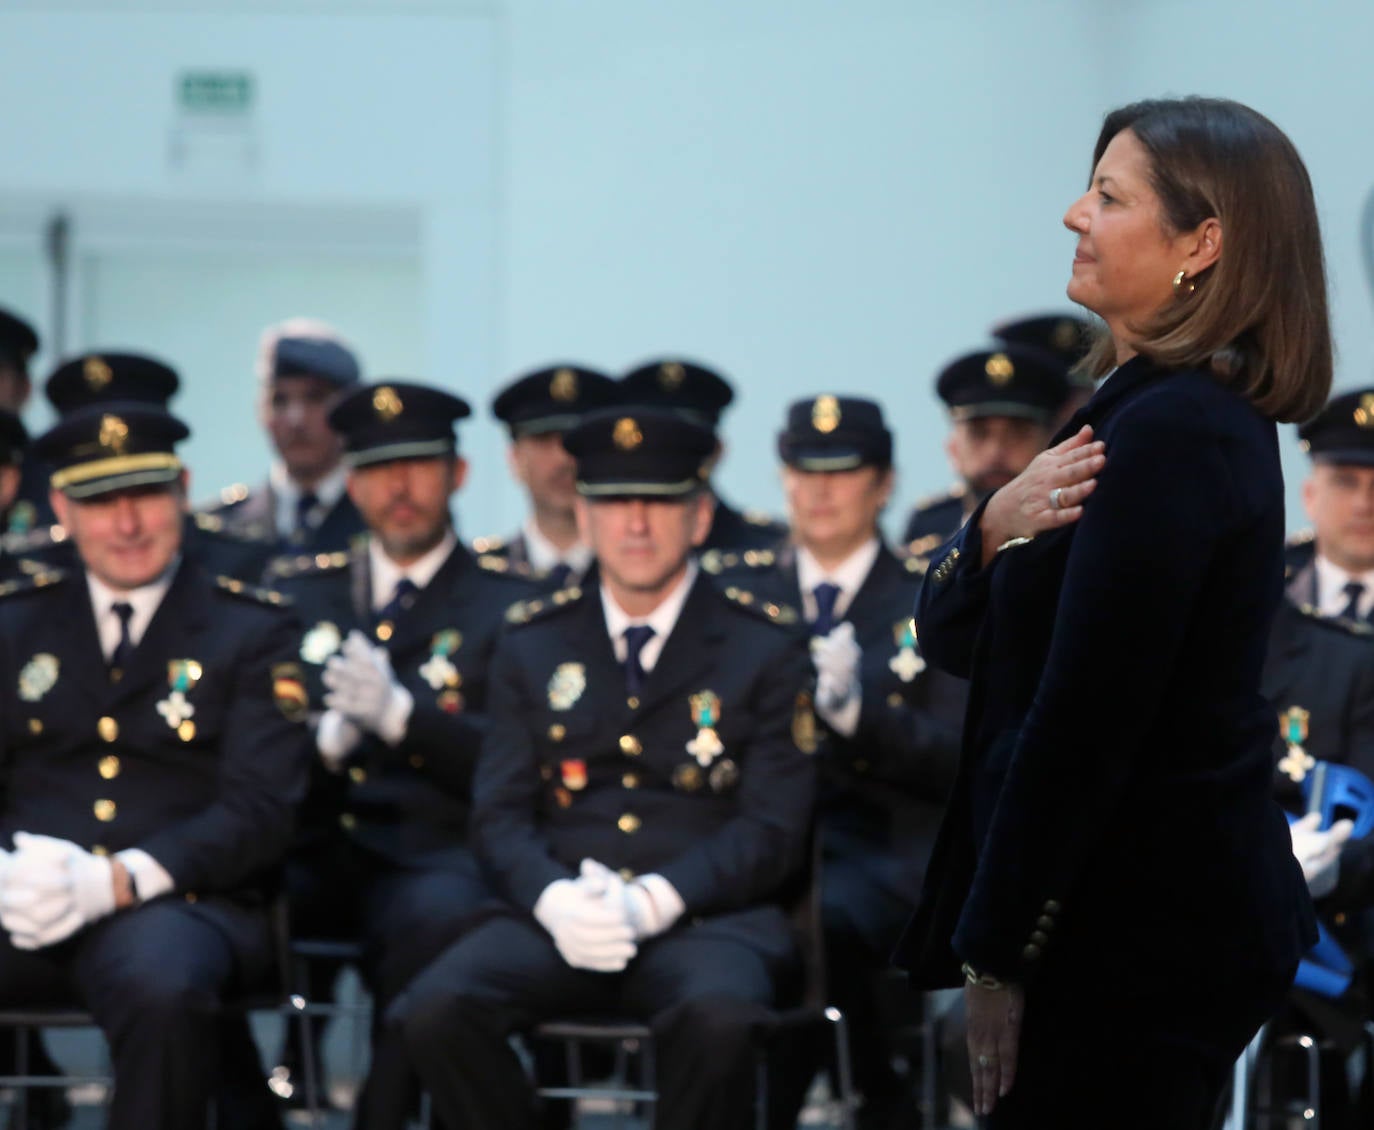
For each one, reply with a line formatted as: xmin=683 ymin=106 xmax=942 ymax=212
xmin=200 ymin=318 xmax=365 ymax=554
xmin=619 ymin=358 xmax=789 ymax=553
xmin=990 ymin=311 xmax=1096 ymax=430
xmin=902 ymin=344 xmax=1071 ymax=552
xmin=474 ymin=363 xmax=619 ymax=584
xmin=0 ymin=307 xmax=49 ymax=538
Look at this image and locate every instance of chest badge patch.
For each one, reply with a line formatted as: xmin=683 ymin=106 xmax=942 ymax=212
xmin=157 ymin=659 xmax=204 ymax=730
xmin=889 ymin=620 xmax=926 ymax=683
xmin=548 ymin=662 xmax=586 ymax=711
xmin=301 ymin=621 xmax=342 ymax=665
xmin=18 ymin=653 xmax=59 ymax=702
xmin=419 ymin=629 xmax=463 ymax=691
xmin=685 ymin=690 xmax=725 ymax=767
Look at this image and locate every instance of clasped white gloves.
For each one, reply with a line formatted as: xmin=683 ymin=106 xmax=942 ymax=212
xmin=534 ymin=861 xmax=637 ymax=972
xmin=0 ymin=833 xmax=117 ymax=950
xmin=811 ymin=622 xmax=862 ymax=737
xmin=1290 ymin=812 xmax=1355 ymax=899
xmin=579 ymin=858 xmax=685 ymax=941
xmin=323 ymin=630 xmax=413 ymax=746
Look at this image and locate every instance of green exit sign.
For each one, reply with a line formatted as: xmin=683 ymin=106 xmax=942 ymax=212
xmin=177 ymin=70 xmax=255 ymax=115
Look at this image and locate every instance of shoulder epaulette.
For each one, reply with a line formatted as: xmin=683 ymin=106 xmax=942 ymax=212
xmin=0 ymin=524 xmax=64 ymax=556
xmin=471 ymin=534 xmax=508 ymax=554
xmin=266 ymin=551 xmax=350 ymax=580
xmin=912 ymin=485 xmax=966 ymax=512
xmin=478 ymin=553 xmax=532 ymax=577
xmin=0 ymin=568 xmax=66 ymax=599
xmin=719 ymin=584 xmax=798 ymax=626
xmin=905 ymin=533 xmax=945 ymax=557
xmin=1294 ymin=602 xmax=1374 ymax=638
xmin=895 ymin=549 xmax=930 ymax=575
xmin=700 ymin=547 xmax=777 ymax=575
xmin=743 ymin=510 xmax=787 ymax=531
xmin=505 ymin=585 xmax=584 ymax=626
xmin=193 ymin=510 xmax=270 ymax=544
xmin=214 ymin=483 xmax=251 ymax=508
xmin=1286 ymin=528 xmax=1316 ymax=548
xmin=216 ymin=575 xmax=291 ymax=607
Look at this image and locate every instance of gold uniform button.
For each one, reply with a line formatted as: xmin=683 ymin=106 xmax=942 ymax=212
xmin=627 ymin=696 xmax=640 ymax=710
xmin=409 ymin=754 xmax=424 ymax=769
xmin=622 ymin=773 xmax=640 ymax=789
xmin=548 ymin=724 xmax=566 ymax=742
xmin=1022 ymin=943 xmax=1042 ymax=961
xmin=619 ymin=735 xmax=642 ymax=757
xmin=376 ymin=621 xmax=394 ymax=642
xmin=1042 ymin=900 xmax=1061 ymax=915
xmin=98 ymin=717 xmax=119 ymax=743
xmin=98 ymin=756 xmax=121 ymax=780
xmin=339 ymin=813 xmax=357 ymax=831
xmin=1036 ymin=915 xmax=1055 ymax=931
xmin=1334 ymin=911 xmax=1348 ymax=927
xmin=617 ymin=813 xmax=641 ymax=835
xmin=349 ymin=767 xmax=367 ymax=784
xmin=618 ymin=868 xmax=635 ymax=883
xmin=28 ymin=718 xmax=43 ymax=735
xmin=178 ymin=721 xmax=196 ymax=742
xmin=91 ymin=845 xmax=108 ymax=857
xmin=185 ymin=892 xmax=198 ymax=904
xmin=1030 ymin=931 xmax=1049 ymax=946
xmin=886 ymin=693 xmax=902 ymax=707
xmin=94 ymin=799 xmax=116 ymax=822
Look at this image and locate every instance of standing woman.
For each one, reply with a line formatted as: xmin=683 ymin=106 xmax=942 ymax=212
xmin=895 ymin=97 xmax=1327 ymax=1128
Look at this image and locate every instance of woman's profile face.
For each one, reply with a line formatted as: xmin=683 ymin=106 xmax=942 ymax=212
xmin=1062 ymin=129 xmax=1203 ymax=346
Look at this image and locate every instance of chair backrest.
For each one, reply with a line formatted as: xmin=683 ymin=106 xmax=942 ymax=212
xmin=1304 ymin=761 xmax=1374 ymax=839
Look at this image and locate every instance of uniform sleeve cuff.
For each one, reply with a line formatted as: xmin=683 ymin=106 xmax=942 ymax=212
xmin=115 ymin=849 xmax=175 ymax=902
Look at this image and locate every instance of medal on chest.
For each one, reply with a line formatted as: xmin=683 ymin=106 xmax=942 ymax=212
xmin=157 ymin=659 xmax=203 ymax=736
xmin=889 ymin=619 xmax=926 ymax=683
xmin=1277 ymin=706 xmax=1314 ymax=783
xmin=419 ymin=629 xmax=463 ymax=691
xmin=685 ymin=690 xmax=725 ymax=767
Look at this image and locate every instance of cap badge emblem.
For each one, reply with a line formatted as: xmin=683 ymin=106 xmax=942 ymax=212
xmin=550 ymin=368 xmax=578 ymax=402
xmin=84 ymin=356 xmax=113 ymax=391
xmin=1053 ymin=320 xmax=1079 ymax=352
xmin=659 ymin=362 xmax=685 ymax=390
xmin=98 ymin=414 xmax=129 ymax=456
xmin=373 ymin=386 xmax=404 ymax=422
xmin=812 ymin=395 xmax=841 ymax=434
xmin=985 ymin=353 xmax=1015 ymax=386
xmin=1356 ymin=394 xmax=1374 ymax=429
xmin=613 ymin=417 xmax=643 ymax=451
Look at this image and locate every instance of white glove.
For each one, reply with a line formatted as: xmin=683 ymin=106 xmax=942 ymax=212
xmin=0 ymin=833 xmax=117 ymax=950
xmin=533 ymin=869 xmax=637 ymax=973
xmin=323 ymin=630 xmax=414 ymax=745
xmin=1289 ymin=812 xmax=1355 ymax=899
xmin=622 ymin=874 xmax=686 ymax=940
xmin=811 ymin=622 xmax=862 ymax=737
xmin=316 ymin=708 xmax=363 ymax=771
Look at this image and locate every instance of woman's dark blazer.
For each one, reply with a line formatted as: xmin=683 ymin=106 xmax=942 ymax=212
xmin=894 ymin=356 xmax=1317 ymax=997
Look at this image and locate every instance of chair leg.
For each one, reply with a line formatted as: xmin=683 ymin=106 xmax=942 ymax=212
xmin=1223 ymin=1022 xmax=1266 ymax=1130
xmin=827 ymin=1008 xmax=857 ymax=1130
xmin=15 ymin=1023 xmax=30 ymax=1130
xmin=753 ymin=1049 xmax=770 ymax=1130
xmin=294 ymin=995 xmax=324 ymax=1129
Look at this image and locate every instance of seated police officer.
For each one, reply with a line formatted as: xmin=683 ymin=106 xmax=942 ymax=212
xmin=619 ymin=358 xmax=788 ymax=553
xmin=380 ymin=407 xmax=815 ymax=1130
xmin=268 ymin=381 xmax=538 ymax=1123
xmin=474 ymin=364 xmax=619 ymax=584
xmin=1260 ymin=390 xmax=1374 ymax=1128
xmin=201 ymin=318 xmax=366 ymax=553
xmin=711 ymin=396 xmax=968 ymax=1124
xmin=902 ymin=345 xmax=1071 ymax=551
xmin=0 ymin=306 xmax=50 ymax=538
xmin=0 ymin=402 xmax=309 ymax=1130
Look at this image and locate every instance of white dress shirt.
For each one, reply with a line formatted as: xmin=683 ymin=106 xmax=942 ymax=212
xmin=1314 ymin=554 xmax=1374 ymax=620
xmin=600 ymin=561 xmax=698 ymax=674
xmin=522 ymin=516 xmax=593 ymax=578
xmin=83 ymin=565 xmax=182 ymax=902
xmin=270 ymin=461 xmax=348 ymax=540
xmin=368 ymin=529 xmax=458 ymax=610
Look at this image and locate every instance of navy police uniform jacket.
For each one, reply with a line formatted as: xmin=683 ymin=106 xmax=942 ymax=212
xmin=900 ymin=486 xmax=967 ymax=551
xmin=272 ymin=539 xmax=538 ymax=868
xmin=474 ymin=573 xmax=816 ymax=964
xmin=707 ymin=543 xmax=967 ymax=930
xmin=896 ymin=357 xmax=1317 ymax=992
xmin=200 ymin=480 xmax=365 ymax=556
xmin=701 ymin=494 xmax=789 ymax=555
xmin=0 ymin=560 xmax=309 ymax=948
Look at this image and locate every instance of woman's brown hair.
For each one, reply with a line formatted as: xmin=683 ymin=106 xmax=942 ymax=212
xmin=1078 ymin=97 xmax=1332 ymax=423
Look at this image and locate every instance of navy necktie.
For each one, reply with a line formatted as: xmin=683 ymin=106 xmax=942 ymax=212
xmin=548 ymin=562 xmax=573 ymax=590
xmin=622 ymin=625 xmax=656 ymax=699
xmin=377 ymin=578 xmax=419 ymax=627
xmin=812 ymin=582 xmax=841 ymax=637
xmin=109 ymin=601 xmax=134 ymax=681
xmin=292 ymin=490 xmax=319 ymax=544
xmin=1339 ymin=580 xmax=1366 ymax=621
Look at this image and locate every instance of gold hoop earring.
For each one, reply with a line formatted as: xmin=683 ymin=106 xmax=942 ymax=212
xmin=1172 ymin=270 xmax=1195 ymax=296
